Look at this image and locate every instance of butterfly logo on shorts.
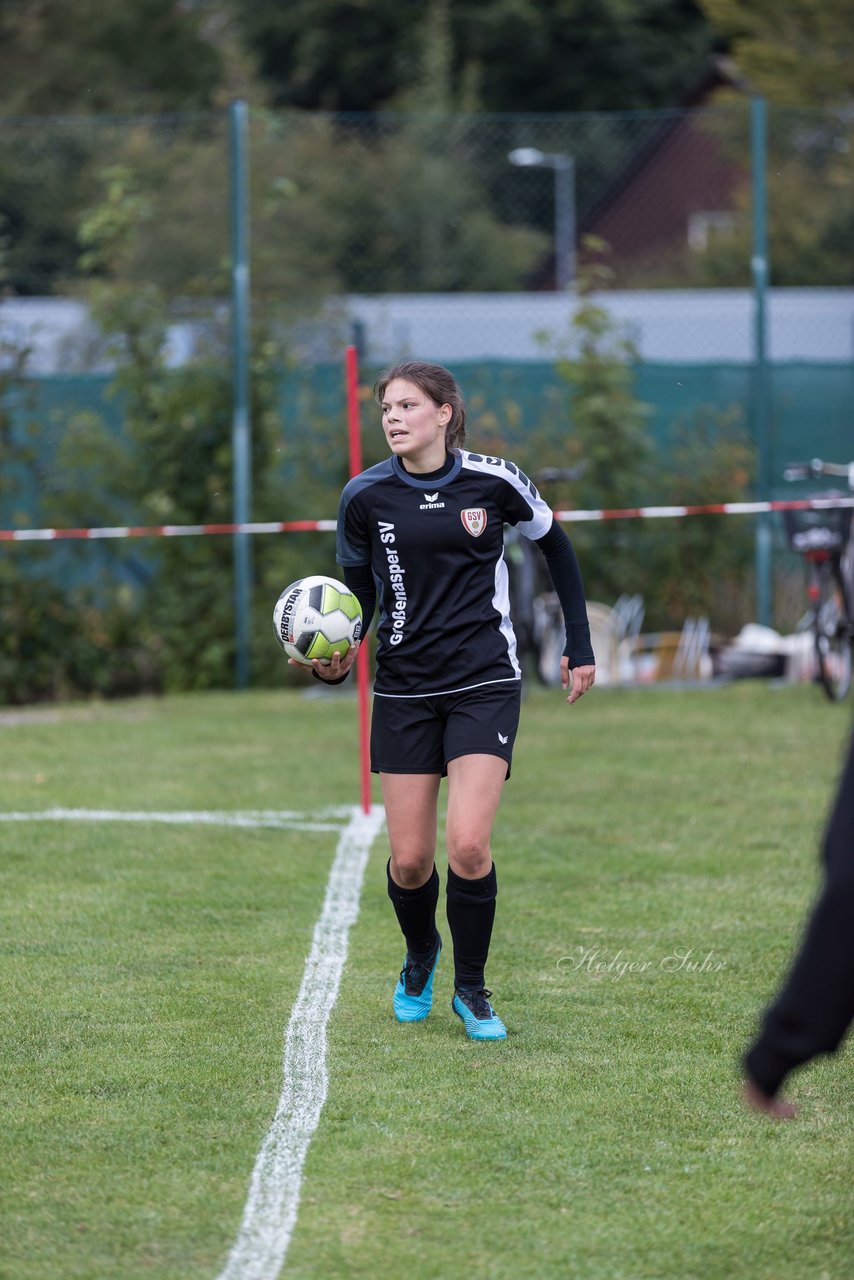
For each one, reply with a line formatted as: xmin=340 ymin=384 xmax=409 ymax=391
xmin=461 ymin=508 xmax=487 ymax=537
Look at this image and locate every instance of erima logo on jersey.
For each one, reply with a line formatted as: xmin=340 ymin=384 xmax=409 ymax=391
xmin=420 ymin=491 xmax=445 ymax=510
xmin=498 ymin=732 xmax=509 ymax=744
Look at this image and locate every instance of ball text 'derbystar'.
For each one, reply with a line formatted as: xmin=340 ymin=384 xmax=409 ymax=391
xmin=272 ymin=575 xmax=362 ymax=665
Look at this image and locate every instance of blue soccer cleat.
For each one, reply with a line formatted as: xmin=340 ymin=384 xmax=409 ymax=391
xmin=452 ymin=987 xmax=507 ymax=1040
xmin=393 ymin=933 xmax=442 ymax=1022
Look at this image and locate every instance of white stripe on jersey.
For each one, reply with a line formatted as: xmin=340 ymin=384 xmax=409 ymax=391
xmin=458 ymin=451 xmax=553 ymax=540
xmin=373 ymin=676 xmax=520 ymax=698
xmin=494 ymin=549 xmax=521 ymax=679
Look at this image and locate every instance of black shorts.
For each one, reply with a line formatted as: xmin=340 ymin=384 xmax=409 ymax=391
xmin=371 ymin=681 xmax=522 ymax=778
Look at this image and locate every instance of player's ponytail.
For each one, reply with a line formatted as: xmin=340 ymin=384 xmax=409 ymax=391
xmin=374 ymin=361 xmax=466 ymax=451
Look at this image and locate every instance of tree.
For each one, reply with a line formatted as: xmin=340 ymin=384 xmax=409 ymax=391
xmin=535 ymin=241 xmax=654 ymax=607
xmin=698 ymin=0 xmax=854 ymax=107
xmin=234 ymin=0 xmax=415 ymax=113
xmin=454 ymin=0 xmax=722 ymax=112
xmin=696 ymin=146 xmax=854 ymax=288
xmin=68 ymin=165 xmax=295 ymax=693
xmin=235 ymin=0 xmax=721 ymax=114
xmin=0 ymin=0 xmax=723 ymax=119
xmin=0 ymin=0 xmax=226 ymax=116
xmin=532 ymin=240 xmax=754 ymax=628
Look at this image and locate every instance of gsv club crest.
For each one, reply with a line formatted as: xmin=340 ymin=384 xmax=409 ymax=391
xmin=461 ymin=508 xmax=487 ymax=537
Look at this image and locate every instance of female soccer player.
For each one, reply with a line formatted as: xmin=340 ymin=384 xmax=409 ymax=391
xmin=290 ymin=361 xmax=595 ymax=1040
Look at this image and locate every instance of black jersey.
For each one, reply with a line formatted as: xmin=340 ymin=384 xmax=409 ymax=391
xmin=336 ymin=449 xmax=554 ymax=697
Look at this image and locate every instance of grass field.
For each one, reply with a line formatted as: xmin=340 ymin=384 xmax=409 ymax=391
xmin=2 ymin=681 xmax=853 ymax=1280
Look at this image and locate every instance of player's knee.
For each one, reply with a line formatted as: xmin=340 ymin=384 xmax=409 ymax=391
xmin=389 ymin=852 xmax=435 ymax=888
xmin=446 ymin=832 xmax=491 ymax=879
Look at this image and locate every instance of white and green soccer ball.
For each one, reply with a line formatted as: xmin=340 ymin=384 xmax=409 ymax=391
xmin=273 ymin=574 xmax=363 ymax=665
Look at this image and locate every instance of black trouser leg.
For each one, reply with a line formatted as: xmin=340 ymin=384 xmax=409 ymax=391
xmin=744 ymin=729 xmax=854 ymax=1096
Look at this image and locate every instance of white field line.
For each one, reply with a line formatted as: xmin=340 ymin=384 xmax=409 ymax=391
xmin=0 ymin=807 xmax=349 ymax=833
xmin=0 ymin=800 xmax=386 ymax=1275
xmin=215 ymin=802 xmax=386 ymax=1280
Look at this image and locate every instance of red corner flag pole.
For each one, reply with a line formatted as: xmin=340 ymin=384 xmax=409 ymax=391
xmin=345 ymin=345 xmax=372 ymax=815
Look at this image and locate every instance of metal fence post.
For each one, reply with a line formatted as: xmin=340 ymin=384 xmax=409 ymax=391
xmin=751 ymin=96 xmax=772 ymax=628
xmin=230 ymin=99 xmax=252 ymax=688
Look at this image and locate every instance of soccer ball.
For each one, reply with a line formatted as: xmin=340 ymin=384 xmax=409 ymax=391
xmin=273 ymin=574 xmax=362 ymax=665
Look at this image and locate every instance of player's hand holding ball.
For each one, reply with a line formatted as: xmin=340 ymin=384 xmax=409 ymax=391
xmin=273 ymin=574 xmax=363 ymax=682
xmin=290 ymin=641 xmax=360 ymax=680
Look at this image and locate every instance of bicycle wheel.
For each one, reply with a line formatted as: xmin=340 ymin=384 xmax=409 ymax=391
xmin=814 ymin=564 xmax=853 ymax=701
xmin=532 ymin=593 xmax=565 ymax=687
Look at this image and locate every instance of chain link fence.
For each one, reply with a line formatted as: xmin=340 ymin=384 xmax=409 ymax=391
xmin=2 ymin=104 xmax=851 ymax=429
xmin=0 ymin=103 xmax=852 ymax=693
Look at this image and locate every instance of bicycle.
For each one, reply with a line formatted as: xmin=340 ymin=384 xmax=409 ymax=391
xmin=782 ymin=458 xmax=854 ymax=702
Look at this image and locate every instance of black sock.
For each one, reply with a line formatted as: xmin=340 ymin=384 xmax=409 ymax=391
xmin=446 ymin=863 xmax=497 ymax=990
xmin=386 ymin=861 xmax=440 ymax=958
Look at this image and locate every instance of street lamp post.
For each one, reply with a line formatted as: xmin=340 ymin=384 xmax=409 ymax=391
xmin=508 ymin=147 xmax=576 ymax=290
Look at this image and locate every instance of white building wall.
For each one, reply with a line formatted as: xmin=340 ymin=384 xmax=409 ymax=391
xmin=3 ymin=288 xmax=853 ymax=373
